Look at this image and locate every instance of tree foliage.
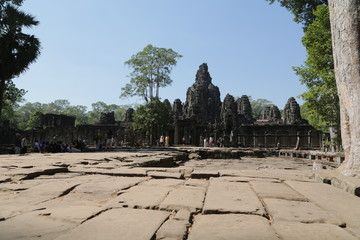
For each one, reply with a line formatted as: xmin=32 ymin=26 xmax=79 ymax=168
xmin=132 ymin=99 xmax=172 ymax=144
xmin=293 ymin=6 xmax=340 ymax=137
xmin=121 ymin=44 xmax=182 ymax=102
xmin=0 ymin=0 xmax=40 ymax=118
xmin=12 ymin=100 xmax=134 ymax=129
xmin=249 ymin=97 xmax=274 ymax=119
xmin=87 ymin=101 xmax=133 ymax=124
xmin=266 ymin=0 xmax=340 ymax=146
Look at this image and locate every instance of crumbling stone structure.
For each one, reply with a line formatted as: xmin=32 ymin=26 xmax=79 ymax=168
xmin=172 ymin=63 xmax=322 ymax=148
xmin=183 ymin=63 xmax=221 ymax=124
xmin=99 ymin=112 xmax=116 ymax=124
xmin=18 ymin=63 xmax=322 ymax=150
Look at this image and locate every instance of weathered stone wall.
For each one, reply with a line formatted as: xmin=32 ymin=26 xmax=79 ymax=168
xmin=3 ymin=64 xmax=324 ymax=151
xmin=183 ymin=63 xmax=221 ymax=124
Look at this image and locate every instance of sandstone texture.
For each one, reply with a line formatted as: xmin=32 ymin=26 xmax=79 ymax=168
xmin=0 ymin=148 xmax=359 ymax=239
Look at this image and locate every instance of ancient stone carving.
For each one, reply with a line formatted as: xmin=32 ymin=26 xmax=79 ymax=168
xmin=172 ymin=99 xmax=183 ymax=120
xmin=260 ymin=106 xmax=272 ymax=120
xmin=260 ymin=105 xmax=281 ymax=123
xmin=269 ymin=105 xmax=282 ymax=122
xmin=42 ymin=114 xmax=75 ymax=128
xmin=183 ymin=63 xmax=221 ymax=124
xmin=125 ymin=108 xmax=134 ymax=122
xmin=100 ymin=112 xmax=116 ymax=124
xmin=236 ymin=95 xmax=253 ymax=124
xmin=283 ymin=97 xmax=305 ymax=124
xmin=221 ymin=94 xmax=237 ymax=134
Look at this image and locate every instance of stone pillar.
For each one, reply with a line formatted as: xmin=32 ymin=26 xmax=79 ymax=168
xmin=174 ymin=120 xmax=179 ymax=145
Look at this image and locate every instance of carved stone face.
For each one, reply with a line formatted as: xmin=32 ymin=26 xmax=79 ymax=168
xmin=125 ymin=108 xmax=134 ymax=122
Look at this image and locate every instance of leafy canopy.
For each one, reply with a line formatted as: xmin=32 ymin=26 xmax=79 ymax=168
xmin=293 ymin=5 xmax=339 ymax=134
xmin=0 ymin=0 xmax=40 ymax=80
xmin=0 ymin=0 xmax=40 ymax=119
xmin=121 ymin=44 xmax=182 ymax=102
xmin=249 ymin=97 xmax=274 ymax=120
xmin=132 ymin=99 xmax=172 ymax=140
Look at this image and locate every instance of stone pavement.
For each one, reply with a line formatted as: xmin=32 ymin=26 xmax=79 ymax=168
xmin=0 ymin=148 xmax=359 ymax=240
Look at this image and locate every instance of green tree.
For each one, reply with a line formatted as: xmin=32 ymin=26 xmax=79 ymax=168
xmin=249 ymin=98 xmax=274 ymax=119
xmin=132 ymin=99 xmax=172 ymax=145
xmin=43 ymin=99 xmax=71 ymax=114
xmin=294 ymin=5 xmax=340 ymax=142
xmin=1 ymin=79 xmax=26 ymax=126
xmin=266 ymin=0 xmax=340 ymax=147
xmin=87 ymin=101 xmax=132 ymax=124
xmin=0 ymin=0 xmax=41 ymax=119
xmin=121 ymin=44 xmax=182 ymax=102
xmin=15 ymin=101 xmax=44 ymax=129
xmin=65 ymin=105 xmax=88 ymax=125
xmin=27 ymin=110 xmax=42 ymax=129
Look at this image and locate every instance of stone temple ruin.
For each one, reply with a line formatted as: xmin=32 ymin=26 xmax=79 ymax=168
xmin=170 ymin=63 xmax=321 ymax=148
xmin=11 ymin=63 xmax=322 ymax=150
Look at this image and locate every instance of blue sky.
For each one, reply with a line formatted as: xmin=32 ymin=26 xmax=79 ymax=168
xmin=17 ymin=0 xmax=307 ymax=110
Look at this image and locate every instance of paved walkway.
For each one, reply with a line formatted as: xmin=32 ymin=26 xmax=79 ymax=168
xmin=0 ymin=148 xmax=359 ymax=239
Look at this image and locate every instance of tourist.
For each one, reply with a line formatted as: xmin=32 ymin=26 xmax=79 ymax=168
xmin=204 ymin=138 xmax=208 ymax=147
xmin=106 ymin=130 xmax=113 ymax=149
xmin=160 ymin=136 xmax=164 ymax=147
xmin=21 ymin=135 xmax=28 ymax=154
xmin=182 ymin=136 xmax=186 ymax=145
xmin=165 ymin=136 xmax=169 ymax=147
xmin=14 ymin=133 xmax=22 ymax=154
xmin=219 ymin=137 xmax=224 ymax=147
xmin=94 ymin=129 xmax=102 ymax=149
xmin=209 ymin=136 xmax=214 ymax=147
xmin=34 ymin=139 xmax=41 ymax=152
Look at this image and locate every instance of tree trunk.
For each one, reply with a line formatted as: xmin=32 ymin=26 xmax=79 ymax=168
xmin=329 ymin=0 xmax=360 ymax=175
xmin=0 ymin=79 xmax=7 ymax=121
xmin=156 ymin=82 xmax=159 ymax=99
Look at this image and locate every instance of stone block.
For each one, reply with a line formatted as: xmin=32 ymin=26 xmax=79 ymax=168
xmin=188 ymin=214 xmax=278 ymax=240
xmin=159 ymin=186 xmax=207 ymax=213
xmin=203 ymin=179 xmax=265 ymax=215
xmin=55 ymin=208 xmax=169 ymax=240
xmin=272 ymin=221 xmax=357 ymax=240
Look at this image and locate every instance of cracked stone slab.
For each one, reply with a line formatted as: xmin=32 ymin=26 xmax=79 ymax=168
xmin=141 ymin=178 xmax=185 ymax=187
xmin=0 ymin=210 xmax=76 ymax=240
xmin=188 ymin=214 xmax=278 ymax=240
xmin=286 ymin=180 xmax=360 ymax=238
xmin=54 ymin=208 xmax=170 ymax=240
xmin=184 ymin=179 xmax=209 ymax=188
xmin=11 ymin=181 xmax=79 ymax=205
xmin=159 ymin=185 xmax=207 ymax=213
xmin=33 ymin=205 xmax=103 ymax=224
xmin=0 ymin=181 xmax=80 ymax=219
xmin=0 ymin=176 xmax=11 ymax=183
xmin=3 ymin=166 xmax=69 ymax=180
xmin=155 ymin=218 xmax=189 ymax=240
xmin=250 ymin=181 xmax=308 ymax=201
xmin=272 ymin=221 xmax=358 ymax=240
xmin=203 ymin=179 xmax=265 ymax=215
xmin=108 ymin=185 xmax=173 ymax=209
xmin=263 ymin=198 xmax=345 ymax=226
xmin=62 ymin=176 xmax=148 ymax=204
